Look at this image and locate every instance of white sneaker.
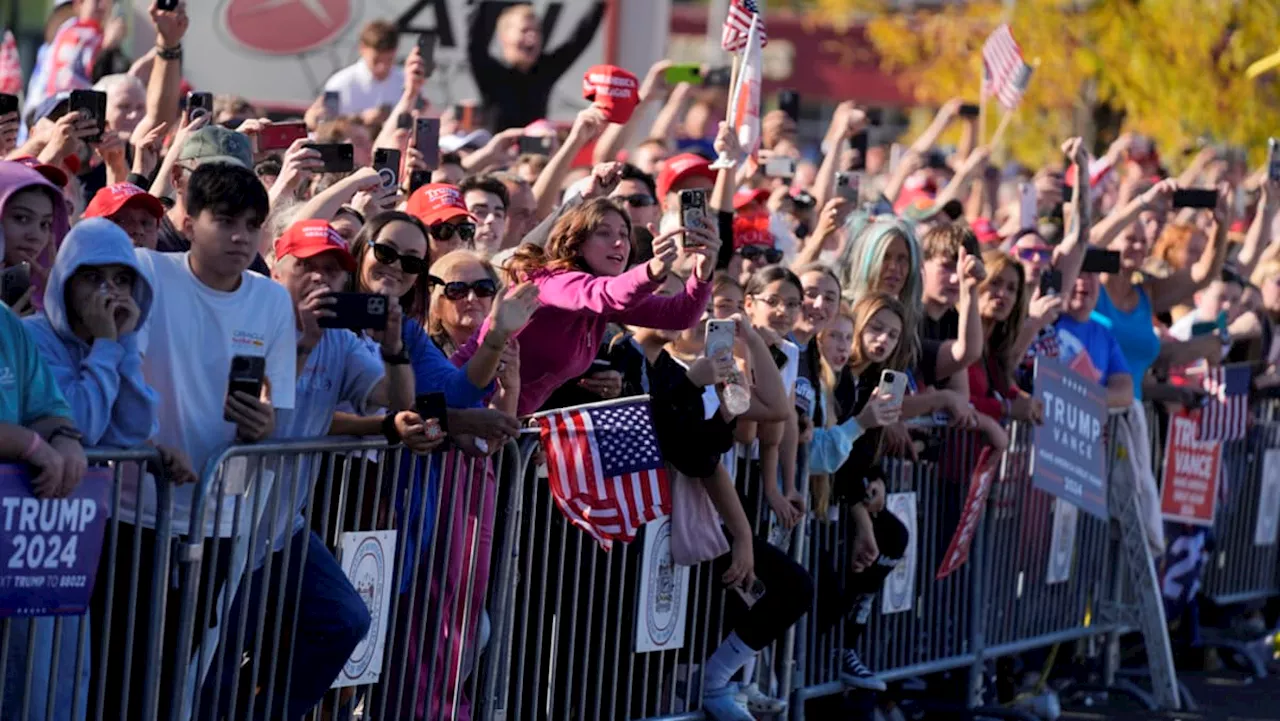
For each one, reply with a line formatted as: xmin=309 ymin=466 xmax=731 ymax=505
xmin=739 ymin=682 xmax=786 ymax=714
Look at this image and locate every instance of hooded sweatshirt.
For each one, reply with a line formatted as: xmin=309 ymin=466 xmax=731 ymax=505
xmin=22 ymin=218 xmax=158 ymax=447
xmin=0 ymin=161 xmax=71 ymax=312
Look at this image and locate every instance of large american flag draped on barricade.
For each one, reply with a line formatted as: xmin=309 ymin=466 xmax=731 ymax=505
xmin=534 ymin=397 xmax=671 ymax=551
xmin=1197 ymin=364 xmax=1251 ymax=442
xmin=982 ymin=23 xmax=1033 ymax=110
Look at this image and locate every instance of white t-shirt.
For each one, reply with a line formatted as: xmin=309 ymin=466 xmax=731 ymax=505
xmin=323 ymin=61 xmax=406 ymax=115
xmin=132 ymin=250 xmax=297 ymax=536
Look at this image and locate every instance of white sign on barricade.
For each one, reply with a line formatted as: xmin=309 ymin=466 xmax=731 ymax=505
xmin=1046 ymin=498 xmax=1079 ymax=585
xmin=882 ymin=492 xmax=917 ymax=615
xmin=1255 ymin=449 xmax=1280 ymax=546
xmin=333 ymin=530 xmax=398 ymax=688
xmin=635 ymin=517 xmax=688 ymax=653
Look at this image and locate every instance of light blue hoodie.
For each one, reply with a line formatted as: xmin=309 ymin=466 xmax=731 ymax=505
xmin=21 ymin=218 xmax=158 ymax=447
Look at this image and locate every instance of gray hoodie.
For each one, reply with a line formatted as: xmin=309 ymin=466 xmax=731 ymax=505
xmin=22 ymin=218 xmax=158 ymax=447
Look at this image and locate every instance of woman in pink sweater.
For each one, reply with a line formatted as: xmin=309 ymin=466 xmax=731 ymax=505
xmin=465 ymin=197 xmax=719 ymax=415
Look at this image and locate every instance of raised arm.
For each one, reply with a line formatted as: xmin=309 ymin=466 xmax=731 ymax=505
xmin=1147 ymin=185 xmax=1231 ymax=315
xmin=1089 ymin=178 xmax=1176 ymax=248
xmin=532 ymin=107 xmax=607 ymax=221
xmin=593 ymin=60 xmax=672 ymax=165
xmin=1235 ymin=180 xmax=1278 ymax=279
xmin=1054 ymin=137 xmax=1092 ymax=294
xmin=811 ymin=103 xmax=866 ymax=212
xmin=129 ymin=2 xmax=188 ymax=150
xmin=541 ymin=1 xmax=607 ymax=76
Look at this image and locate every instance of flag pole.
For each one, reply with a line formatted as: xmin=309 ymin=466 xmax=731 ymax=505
xmin=989 ymin=107 xmax=1016 ymax=150
xmin=978 ymin=74 xmax=988 ymax=146
xmin=710 ymin=13 xmax=758 ymax=170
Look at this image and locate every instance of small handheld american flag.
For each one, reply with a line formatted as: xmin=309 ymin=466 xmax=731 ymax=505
xmin=721 ymin=0 xmax=768 ymax=54
xmin=982 ymin=24 xmax=1033 ymax=110
xmin=0 ymin=31 xmax=21 ymax=96
xmin=1197 ymin=364 xmax=1251 ymax=442
xmin=536 ymin=398 xmax=671 ymax=550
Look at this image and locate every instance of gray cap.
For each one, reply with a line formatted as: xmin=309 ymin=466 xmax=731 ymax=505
xmin=178 ymin=126 xmax=253 ymax=168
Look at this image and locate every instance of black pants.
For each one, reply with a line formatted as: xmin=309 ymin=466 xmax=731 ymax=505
xmin=716 ymin=530 xmax=813 ymax=651
xmin=815 ymin=509 xmax=910 ymax=638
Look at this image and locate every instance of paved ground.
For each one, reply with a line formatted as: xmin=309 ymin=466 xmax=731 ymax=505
xmin=1064 ymin=670 xmax=1280 ymax=721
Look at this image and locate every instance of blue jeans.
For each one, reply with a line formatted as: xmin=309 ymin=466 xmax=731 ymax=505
xmin=202 ymin=530 xmax=371 ymax=720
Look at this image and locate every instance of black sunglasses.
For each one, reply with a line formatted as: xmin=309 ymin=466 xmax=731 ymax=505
xmin=617 ymin=194 xmax=656 ymax=208
xmin=429 ymin=222 xmax=477 ymax=243
xmin=738 ymin=245 xmax=783 ymax=264
xmin=371 ymin=242 xmax=428 ymax=275
xmin=430 ymin=277 xmax=499 ymax=301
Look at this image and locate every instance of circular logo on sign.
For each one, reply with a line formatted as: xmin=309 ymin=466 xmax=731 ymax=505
xmin=342 ymin=536 xmax=385 ymax=681
xmin=884 ymin=495 xmax=912 ymax=610
xmin=220 ymin=0 xmax=354 ymax=56
xmin=644 ymin=520 xmax=682 ymax=647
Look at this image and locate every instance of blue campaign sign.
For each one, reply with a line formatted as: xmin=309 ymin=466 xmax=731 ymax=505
xmin=1032 ymin=356 xmax=1109 ymax=520
xmin=0 ymin=464 xmax=111 ymax=617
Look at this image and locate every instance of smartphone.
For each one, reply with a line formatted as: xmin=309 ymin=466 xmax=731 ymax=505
xmin=257 ymin=121 xmax=308 ymax=152
xmin=732 ymin=578 xmax=766 ymax=609
xmin=1172 ymin=188 xmax=1217 ymax=209
xmin=764 ymin=156 xmax=795 ymax=179
xmin=664 ymin=64 xmax=702 ymax=86
xmin=866 ymin=108 xmax=884 ymax=126
xmin=0 ymin=93 xmax=17 ymax=117
xmin=373 ymin=148 xmax=402 ymax=190
xmin=850 ymin=131 xmax=868 ymax=171
xmin=321 ymin=91 xmax=341 ymax=118
xmin=408 ymin=169 xmax=431 ymax=193
xmin=453 ymin=104 xmax=480 ymax=132
xmin=416 ymin=31 xmax=436 ymax=63
xmin=705 ymin=319 xmax=735 ymax=362
xmin=778 ymin=90 xmax=800 ymax=123
xmin=877 ymin=369 xmax=908 ymax=408
xmin=517 ymin=135 xmax=554 ymax=156
xmin=679 ymin=189 xmax=708 ymax=244
xmin=304 ymin=143 xmax=354 ymax=173
xmin=703 ymin=67 xmax=732 ymax=88
xmin=1019 ymin=182 xmax=1038 ymax=230
xmin=958 ymin=103 xmax=981 ymax=118
xmin=396 ymin=112 xmax=413 ymax=131
xmin=226 ymin=355 xmax=266 ymax=418
xmin=156 ymin=0 xmax=178 ymax=10
xmin=1081 ymin=247 xmax=1122 ymax=274
xmin=1039 ymin=268 xmax=1062 ymax=297
xmin=769 ymin=344 xmax=788 ymax=370
xmin=414 ymin=392 xmax=446 ymax=441
xmin=0 ymin=262 xmax=31 ymax=307
xmin=1268 ymin=138 xmax=1280 ymax=184
xmin=69 ymin=89 xmax=107 ymax=142
xmin=317 ymin=292 xmax=388 ymax=330
xmin=414 ymin=117 xmax=441 ymax=169
xmin=589 ymin=358 xmax=613 ymax=372
xmin=835 ymin=171 xmax=861 ymax=203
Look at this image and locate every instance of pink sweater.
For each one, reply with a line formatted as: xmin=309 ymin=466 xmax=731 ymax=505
xmin=456 ymin=264 xmax=711 ymax=416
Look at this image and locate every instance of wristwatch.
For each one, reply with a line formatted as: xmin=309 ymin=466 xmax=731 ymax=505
xmin=47 ymin=426 xmax=84 ymax=445
xmin=380 ymin=413 xmax=401 ymax=446
xmin=382 ymin=347 xmax=410 ymax=366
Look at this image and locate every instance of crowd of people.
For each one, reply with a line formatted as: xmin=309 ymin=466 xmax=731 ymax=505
xmin=1 ymin=0 xmax=1277 ymax=719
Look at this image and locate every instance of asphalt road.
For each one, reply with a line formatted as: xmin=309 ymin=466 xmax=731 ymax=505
xmin=1063 ymin=670 xmax=1280 ymax=721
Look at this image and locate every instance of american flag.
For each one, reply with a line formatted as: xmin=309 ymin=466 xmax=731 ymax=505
xmin=0 ymin=31 xmax=21 ymax=96
xmin=982 ymin=24 xmax=1033 ymax=110
xmin=536 ymin=398 xmax=671 ymax=550
xmin=1197 ymin=364 xmax=1251 ymax=442
xmin=721 ymin=0 xmax=767 ymax=54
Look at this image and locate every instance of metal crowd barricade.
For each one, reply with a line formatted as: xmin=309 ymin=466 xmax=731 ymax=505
xmin=164 ymin=436 xmax=519 ymax=721
xmin=0 ymin=447 xmax=180 ymax=721
xmin=1198 ymin=410 xmax=1280 ymax=606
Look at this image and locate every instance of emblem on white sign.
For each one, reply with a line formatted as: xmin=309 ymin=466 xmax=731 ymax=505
xmin=334 ymin=530 xmax=397 ymax=688
xmin=1256 ymin=449 xmax=1280 ymax=546
xmin=1046 ymin=499 xmax=1079 ymax=585
xmin=635 ymin=517 xmax=689 ymax=653
xmin=882 ymin=492 xmax=917 ymax=615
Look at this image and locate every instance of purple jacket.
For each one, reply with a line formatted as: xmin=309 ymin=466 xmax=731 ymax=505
xmin=457 ymin=263 xmax=711 ymax=416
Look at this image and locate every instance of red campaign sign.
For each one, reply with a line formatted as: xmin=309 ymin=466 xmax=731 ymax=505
xmin=1160 ymin=410 xmax=1222 ymax=527
xmin=936 ymin=446 xmax=999 ymax=580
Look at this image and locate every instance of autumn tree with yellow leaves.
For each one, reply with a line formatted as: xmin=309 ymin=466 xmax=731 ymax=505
xmin=807 ymin=0 xmax=1280 ymax=167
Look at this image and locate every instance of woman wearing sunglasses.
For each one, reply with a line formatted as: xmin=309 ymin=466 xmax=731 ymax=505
xmin=461 ymin=197 xmax=720 ymax=415
xmin=406 ymin=183 xmax=481 ymax=259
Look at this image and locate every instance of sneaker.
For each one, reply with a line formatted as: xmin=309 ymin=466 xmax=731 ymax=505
xmin=702 ymin=685 xmax=755 ymax=721
xmin=836 ymin=648 xmax=887 ymax=692
xmin=740 ymin=682 xmax=786 ymax=714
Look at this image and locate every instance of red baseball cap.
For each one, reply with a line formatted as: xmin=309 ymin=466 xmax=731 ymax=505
xmin=406 ymin=183 xmax=475 ymax=227
xmin=733 ymin=187 xmax=770 ymax=211
xmin=733 ymin=212 xmax=773 ymax=250
xmin=11 ymin=156 xmax=68 ymax=188
xmin=656 ymin=153 xmax=716 ymax=199
xmin=582 ymin=64 xmax=640 ymax=125
xmin=971 ymin=217 xmax=1001 ymax=246
xmin=273 ymin=219 xmax=356 ymax=272
xmin=83 ymin=183 xmax=164 ymax=221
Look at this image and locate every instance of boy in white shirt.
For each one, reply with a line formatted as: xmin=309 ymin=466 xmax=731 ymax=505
xmin=323 ymin=20 xmax=414 ymax=115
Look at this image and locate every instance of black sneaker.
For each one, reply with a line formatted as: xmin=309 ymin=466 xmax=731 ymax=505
xmin=836 ymin=648 xmax=887 ymax=691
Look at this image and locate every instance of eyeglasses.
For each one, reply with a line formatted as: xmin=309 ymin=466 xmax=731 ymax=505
xmin=371 ymin=242 xmax=428 ymax=275
xmin=737 ymin=245 xmax=784 ymax=264
xmin=1016 ymin=247 xmax=1051 ymax=264
xmin=617 ymin=194 xmax=656 ymax=208
xmin=431 ymin=277 xmax=499 ymax=301
xmin=751 ymin=294 xmax=802 ymax=312
xmin=430 ymin=222 xmax=477 ymax=243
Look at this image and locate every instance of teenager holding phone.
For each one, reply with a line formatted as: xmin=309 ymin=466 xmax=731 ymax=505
xmin=1 ymin=161 xmax=70 ymax=314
